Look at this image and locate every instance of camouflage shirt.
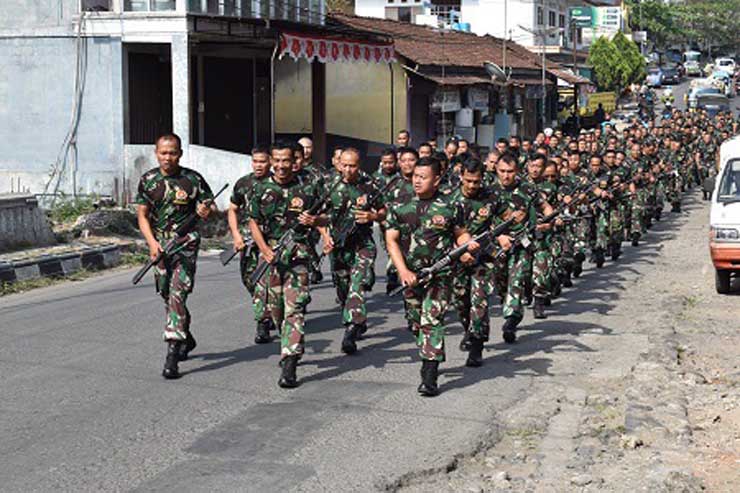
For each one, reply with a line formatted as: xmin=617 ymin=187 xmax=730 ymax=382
xmin=135 ymin=166 xmax=214 ymax=239
xmin=230 ymin=172 xmax=269 ymax=235
xmin=489 ymin=180 xmax=539 ymax=234
xmin=386 ymin=192 xmax=465 ymax=272
xmin=372 ymin=169 xmax=399 ymax=188
xmin=248 ymin=175 xmax=323 ymax=264
xmin=327 ymin=174 xmax=379 ymax=248
xmin=386 ymin=176 xmax=415 ymax=205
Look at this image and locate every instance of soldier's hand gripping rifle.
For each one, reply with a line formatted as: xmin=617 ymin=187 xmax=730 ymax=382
xmin=389 ymin=217 xmax=517 ymax=297
xmin=333 ymin=176 xmax=399 ymax=250
xmin=132 ymin=183 xmax=229 ymax=285
xmin=249 ymin=177 xmax=342 ymax=286
xmin=219 ymin=235 xmax=254 ymax=266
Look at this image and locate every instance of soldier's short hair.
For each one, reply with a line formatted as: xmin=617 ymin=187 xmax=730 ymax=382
xmin=529 ymin=153 xmax=547 ymax=166
xmin=416 ymin=156 xmax=441 ymax=176
xmin=445 ymin=137 xmax=459 ymax=148
xmin=398 ymin=147 xmax=419 ymax=160
xmin=341 ymin=147 xmax=361 ymax=162
xmin=156 ymin=133 xmax=182 ymax=150
xmin=461 ymin=158 xmax=483 ymax=175
xmin=381 ymin=147 xmax=397 ymax=159
xmin=497 ymin=137 xmax=509 ymax=146
xmin=418 ymin=142 xmax=433 ymax=154
xmin=270 ymin=141 xmax=294 ymax=156
xmin=497 ymin=153 xmax=517 ymax=168
xmin=251 ymin=145 xmax=270 ymax=156
xmin=292 ymin=143 xmax=305 ymax=155
xmin=433 ymin=151 xmax=448 ymax=166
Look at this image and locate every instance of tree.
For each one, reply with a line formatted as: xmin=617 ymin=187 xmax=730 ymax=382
xmin=587 ymin=36 xmax=623 ymax=91
xmin=612 ymin=32 xmax=646 ymax=86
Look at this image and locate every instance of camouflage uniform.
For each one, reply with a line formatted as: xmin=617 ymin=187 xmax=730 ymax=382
xmin=490 ymin=180 xmax=538 ymax=324
xmin=136 ymin=167 xmax=214 ymax=342
xmin=449 ymin=187 xmax=500 ymax=341
xmin=327 ymin=174 xmax=379 ymax=328
xmin=386 ymin=192 xmax=466 ymax=361
xmin=248 ymin=175 xmax=321 ymax=359
xmin=383 ymin=177 xmax=415 ymax=287
xmin=230 ymin=172 xmax=267 ymax=297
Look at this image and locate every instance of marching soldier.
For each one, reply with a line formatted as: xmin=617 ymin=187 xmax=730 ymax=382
xmin=227 ymin=146 xmax=274 ymax=343
xmin=136 ymin=133 xmax=215 ymax=379
xmin=386 ymin=157 xmax=478 ymax=396
xmin=248 ymin=142 xmax=325 ymax=388
xmin=322 ymin=148 xmax=384 ymax=354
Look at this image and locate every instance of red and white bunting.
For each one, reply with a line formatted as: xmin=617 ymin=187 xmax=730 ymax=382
xmin=279 ymin=32 xmax=396 ymax=64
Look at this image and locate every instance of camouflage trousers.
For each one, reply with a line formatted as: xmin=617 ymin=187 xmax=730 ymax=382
xmin=493 ymin=247 xmax=532 ymax=322
xmin=630 ymin=189 xmax=646 ymax=235
xmin=332 ymin=243 xmax=376 ymax=326
xmin=154 ymin=236 xmax=198 ymax=342
xmin=532 ymin=238 xmax=553 ymax=298
xmin=608 ymin=203 xmax=625 ymax=246
xmin=257 ymin=261 xmax=311 ymax=359
xmin=452 ymin=261 xmax=494 ymax=340
xmin=593 ymin=207 xmax=609 ymax=251
xmin=404 ymin=274 xmax=451 ymax=362
xmin=655 ymin=181 xmax=666 ymax=210
xmin=563 ymin=215 xmax=590 ymax=268
xmin=665 ymin=177 xmax=681 ymax=206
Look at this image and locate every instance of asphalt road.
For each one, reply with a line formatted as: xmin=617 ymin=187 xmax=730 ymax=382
xmin=0 ymin=193 xmax=713 ymax=493
xmin=660 ymin=77 xmax=740 ymax=113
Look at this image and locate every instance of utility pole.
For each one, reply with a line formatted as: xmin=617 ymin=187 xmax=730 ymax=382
xmin=519 ymin=25 xmax=563 ymax=130
xmin=503 ymin=0 xmax=507 ymax=75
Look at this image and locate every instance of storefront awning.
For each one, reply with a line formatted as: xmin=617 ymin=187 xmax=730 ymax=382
xmin=279 ymin=31 xmax=396 ymax=64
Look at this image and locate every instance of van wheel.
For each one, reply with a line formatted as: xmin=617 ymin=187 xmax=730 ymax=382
xmin=715 ymin=269 xmax=731 ymax=294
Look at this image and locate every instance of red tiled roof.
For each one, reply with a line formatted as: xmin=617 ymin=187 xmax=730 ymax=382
xmin=329 ymin=13 xmax=555 ymax=72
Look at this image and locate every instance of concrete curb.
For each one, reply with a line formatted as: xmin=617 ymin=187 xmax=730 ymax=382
xmin=0 ymin=244 xmax=122 ymax=284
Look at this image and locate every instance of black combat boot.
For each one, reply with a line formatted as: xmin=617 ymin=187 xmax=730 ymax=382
xmin=465 ymin=338 xmax=484 ymax=367
xmin=594 ymin=248 xmax=605 ymax=268
xmin=610 ymin=243 xmax=621 ymax=261
xmin=672 ymin=202 xmax=681 ymax=213
xmin=341 ymin=325 xmax=360 ymax=354
xmin=533 ymin=296 xmax=547 ymax=319
xmin=255 ymin=319 xmax=272 ymax=344
xmin=654 ymin=208 xmax=662 ymax=222
xmin=357 ymin=322 xmax=368 ymax=338
xmin=179 ymin=332 xmax=197 ymax=361
xmin=502 ymin=317 xmax=519 ymax=344
xmin=573 ymin=252 xmax=585 ymax=278
xmin=417 ymin=360 xmax=440 ymax=396
xmin=544 ymin=296 xmax=552 ymax=306
xmin=278 ymin=355 xmax=299 ymax=388
xmin=162 ymin=341 xmax=183 ymax=379
xmin=561 ymin=268 xmax=573 ymax=288
xmin=459 ymin=330 xmax=472 ymax=351
xmin=310 ymin=269 xmax=323 ymax=284
xmin=386 ymin=271 xmax=400 ymax=295
xmin=631 ymin=232 xmax=640 ymax=247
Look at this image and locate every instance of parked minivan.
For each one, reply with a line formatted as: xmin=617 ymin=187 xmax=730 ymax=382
xmin=710 ymin=135 xmax=740 ymax=293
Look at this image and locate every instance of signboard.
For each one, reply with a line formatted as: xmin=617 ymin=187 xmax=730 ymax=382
xmin=593 ymin=7 xmax=621 ymax=30
xmin=569 ymin=6 xmax=593 ymax=27
xmin=632 ymin=31 xmax=647 ymax=43
xmin=467 ymin=87 xmax=490 ymax=110
xmin=431 ymin=88 xmax=462 ymax=112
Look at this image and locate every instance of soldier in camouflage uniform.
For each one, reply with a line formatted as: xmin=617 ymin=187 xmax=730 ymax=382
xmin=323 ymin=149 xmax=384 ymax=354
xmin=386 ymin=157 xmax=477 ymax=396
xmin=491 ymin=154 xmax=552 ymax=342
xmin=586 ymin=154 xmax=610 ymax=268
xmin=227 ymin=146 xmax=274 ymax=344
xmin=383 ymin=147 xmax=418 ymax=294
xmin=449 ymin=159 xmax=501 ymax=365
xmin=248 ymin=143 xmax=325 ymax=388
xmin=136 ymin=133 xmax=215 ymax=379
xmin=524 ymin=154 xmax=560 ymax=318
xmin=561 ymin=152 xmax=590 ymax=278
xmin=625 ymin=143 xmax=648 ymax=246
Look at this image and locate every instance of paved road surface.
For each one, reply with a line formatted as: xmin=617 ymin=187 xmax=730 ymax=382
xmin=0 ymin=194 xmax=714 ymax=492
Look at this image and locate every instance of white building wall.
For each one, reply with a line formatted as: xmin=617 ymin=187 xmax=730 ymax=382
xmin=354 ymin=0 xmax=387 ymax=19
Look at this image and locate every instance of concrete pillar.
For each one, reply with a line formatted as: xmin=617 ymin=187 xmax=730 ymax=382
xmin=171 ymin=34 xmax=190 ymax=151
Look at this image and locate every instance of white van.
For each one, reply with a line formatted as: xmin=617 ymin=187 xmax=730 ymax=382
xmin=710 ymin=135 xmax=740 ymax=293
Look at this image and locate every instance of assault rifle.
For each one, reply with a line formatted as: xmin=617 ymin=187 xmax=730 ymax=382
xmin=219 ymin=235 xmax=254 ymax=267
xmin=132 ymin=183 xmax=228 ymax=285
xmin=333 ymin=176 xmax=399 ymax=249
xmin=389 ymin=216 xmax=517 ymax=297
xmin=249 ymin=177 xmax=341 ymax=286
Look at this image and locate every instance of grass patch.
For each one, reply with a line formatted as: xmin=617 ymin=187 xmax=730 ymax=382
xmin=0 ymin=269 xmax=95 ymax=297
xmin=120 ymin=251 xmax=149 ymax=267
xmin=49 ymin=196 xmax=96 ymax=224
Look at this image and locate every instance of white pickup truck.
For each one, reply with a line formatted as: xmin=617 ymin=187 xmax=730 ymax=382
xmin=710 ymin=135 xmax=740 ymax=293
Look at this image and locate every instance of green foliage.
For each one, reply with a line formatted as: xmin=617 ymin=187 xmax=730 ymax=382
xmin=612 ymin=32 xmax=646 ymax=86
xmin=625 ymin=0 xmax=740 ymax=52
xmin=49 ymin=196 xmax=95 ymax=224
xmin=588 ymin=33 xmax=648 ymax=91
xmin=587 ymin=36 xmax=623 ymax=91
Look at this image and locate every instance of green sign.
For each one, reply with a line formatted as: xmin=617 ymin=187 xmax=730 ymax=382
xmin=569 ymin=6 xmax=593 ymax=27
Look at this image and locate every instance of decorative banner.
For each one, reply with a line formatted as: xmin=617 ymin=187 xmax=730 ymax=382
xmin=279 ymin=32 xmax=396 ymax=64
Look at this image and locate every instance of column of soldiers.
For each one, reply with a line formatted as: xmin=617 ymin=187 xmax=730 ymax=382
xmin=137 ymin=108 xmax=738 ymax=395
